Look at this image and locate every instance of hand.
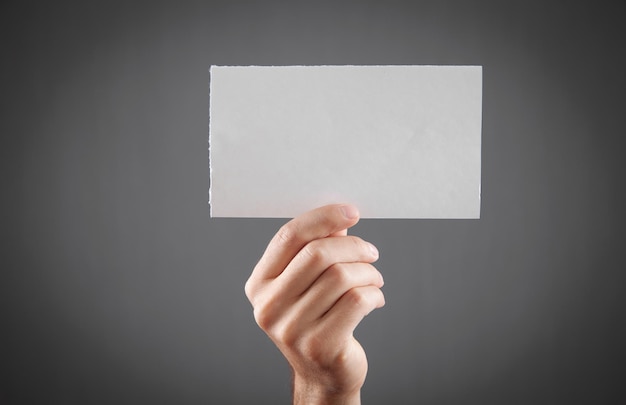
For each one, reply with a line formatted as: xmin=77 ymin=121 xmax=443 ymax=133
xmin=245 ymin=204 xmax=385 ymax=405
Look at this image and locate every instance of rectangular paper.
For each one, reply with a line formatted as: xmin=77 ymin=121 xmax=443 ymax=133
xmin=209 ymin=65 xmax=482 ymax=218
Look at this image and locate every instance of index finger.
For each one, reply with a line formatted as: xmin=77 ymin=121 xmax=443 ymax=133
xmin=252 ymin=204 xmax=360 ymax=280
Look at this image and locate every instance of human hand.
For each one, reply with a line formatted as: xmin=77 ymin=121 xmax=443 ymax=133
xmin=245 ymin=204 xmax=385 ymax=405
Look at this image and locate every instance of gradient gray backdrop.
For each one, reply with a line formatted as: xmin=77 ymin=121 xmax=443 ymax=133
xmin=2 ymin=1 xmax=625 ymax=404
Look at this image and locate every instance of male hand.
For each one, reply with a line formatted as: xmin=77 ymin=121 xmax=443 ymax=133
xmin=245 ymin=204 xmax=385 ymax=405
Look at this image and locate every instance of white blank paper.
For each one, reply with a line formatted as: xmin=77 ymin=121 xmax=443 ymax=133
xmin=209 ymin=65 xmax=482 ymax=218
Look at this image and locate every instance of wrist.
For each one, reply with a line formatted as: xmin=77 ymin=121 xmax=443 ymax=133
xmin=292 ymin=374 xmax=361 ymax=405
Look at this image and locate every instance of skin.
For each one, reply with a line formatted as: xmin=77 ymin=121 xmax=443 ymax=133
xmin=245 ymin=204 xmax=385 ymax=405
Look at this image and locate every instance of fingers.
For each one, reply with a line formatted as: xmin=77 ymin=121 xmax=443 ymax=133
xmin=251 ymin=260 xmax=384 ymax=346
xmin=251 ymin=265 xmax=385 ymax=361
xmin=252 ymin=204 xmax=360 ymax=281
xmin=275 ymin=236 xmax=379 ymax=297
xmin=293 ymin=262 xmax=384 ymax=323
xmin=318 ymin=285 xmax=385 ymax=344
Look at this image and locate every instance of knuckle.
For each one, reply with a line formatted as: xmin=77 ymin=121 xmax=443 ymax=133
xmin=300 ymin=241 xmax=324 ymax=263
xmin=348 ymin=236 xmax=371 ymax=257
xmin=350 ymin=235 xmax=364 ymax=247
xmin=252 ymin=294 xmax=278 ymax=331
xmin=275 ymin=223 xmax=301 ymax=249
xmin=344 ymin=288 xmax=370 ymax=308
xmin=273 ymin=320 xmax=300 ymax=348
xmin=253 ymin=304 xmax=274 ymax=331
xmin=326 ymin=263 xmax=350 ymax=286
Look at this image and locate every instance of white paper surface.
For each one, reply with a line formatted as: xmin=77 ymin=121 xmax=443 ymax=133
xmin=209 ymin=65 xmax=482 ymax=218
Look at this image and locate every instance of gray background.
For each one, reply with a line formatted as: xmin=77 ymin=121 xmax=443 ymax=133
xmin=1 ymin=1 xmax=624 ymax=404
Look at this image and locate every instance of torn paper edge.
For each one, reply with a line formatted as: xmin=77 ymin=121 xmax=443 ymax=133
xmin=208 ymin=65 xmax=483 ymax=219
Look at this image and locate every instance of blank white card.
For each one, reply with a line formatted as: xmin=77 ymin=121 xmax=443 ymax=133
xmin=209 ymin=65 xmax=482 ymax=218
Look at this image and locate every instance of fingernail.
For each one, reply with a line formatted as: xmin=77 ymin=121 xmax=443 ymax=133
xmin=367 ymin=242 xmax=379 ymax=258
xmin=340 ymin=205 xmax=359 ymax=219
